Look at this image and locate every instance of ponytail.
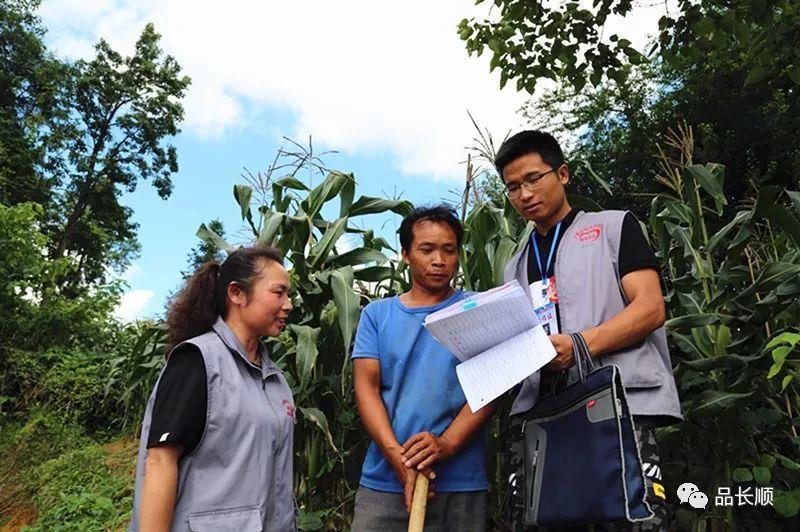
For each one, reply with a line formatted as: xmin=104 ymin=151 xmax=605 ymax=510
xmin=165 ymin=246 xmax=283 ymax=355
xmin=165 ymin=261 xmax=221 ymax=355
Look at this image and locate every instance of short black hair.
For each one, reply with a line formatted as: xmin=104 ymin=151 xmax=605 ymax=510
xmin=399 ymin=204 xmax=463 ymax=253
xmin=494 ymin=130 xmax=565 ymax=181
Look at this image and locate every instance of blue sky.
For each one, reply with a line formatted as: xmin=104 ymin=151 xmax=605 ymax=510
xmin=121 ymin=120 xmax=463 ymax=318
xmin=37 ymin=0 xmax=667 ymax=320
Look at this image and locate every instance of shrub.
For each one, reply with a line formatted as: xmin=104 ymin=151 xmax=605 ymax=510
xmin=0 ymin=409 xmax=88 ymax=470
xmin=0 ymin=203 xmax=124 ymax=355
xmin=0 ymin=410 xmax=88 ymax=523
xmin=23 ymin=440 xmax=136 ymax=532
xmin=3 ymin=347 xmax=126 ymax=433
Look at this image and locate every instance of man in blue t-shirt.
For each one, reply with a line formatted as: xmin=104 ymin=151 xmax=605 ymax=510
xmin=351 ymin=205 xmax=494 ymax=531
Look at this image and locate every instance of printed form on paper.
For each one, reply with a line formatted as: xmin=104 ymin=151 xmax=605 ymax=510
xmin=423 ymin=280 xmax=556 ymax=412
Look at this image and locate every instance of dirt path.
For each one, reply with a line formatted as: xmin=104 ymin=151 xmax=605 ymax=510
xmin=0 ymin=505 xmax=37 ymax=532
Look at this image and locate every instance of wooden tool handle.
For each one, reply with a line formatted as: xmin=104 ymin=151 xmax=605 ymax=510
xmin=407 ymin=473 xmax=429 ymax=532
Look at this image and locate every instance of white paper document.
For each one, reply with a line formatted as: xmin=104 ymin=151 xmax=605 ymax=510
xmin=423 ymin=280 xmax=557 ymax=412
xmin=456 ymin=326 xmax=554 ymax=412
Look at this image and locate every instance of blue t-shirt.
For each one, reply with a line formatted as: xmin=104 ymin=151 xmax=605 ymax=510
xmin=351 ymin=291 xmax=488 ymax=493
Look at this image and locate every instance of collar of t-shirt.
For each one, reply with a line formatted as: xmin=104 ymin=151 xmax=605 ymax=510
xmin=527 ymin=209 xmax=581 ymax=282
xmin=394 ymin=289 xmax=465 ymax=315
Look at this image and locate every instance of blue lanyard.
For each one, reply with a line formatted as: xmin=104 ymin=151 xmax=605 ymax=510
xmin=531 ymin=221 xmax=562 ymax=281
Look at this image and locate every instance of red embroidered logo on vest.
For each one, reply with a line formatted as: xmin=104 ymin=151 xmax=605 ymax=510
xmin=575 ymin=224 xmax=602 ymax=242
xmin=282 ymin=399 xmax=295 ymax=419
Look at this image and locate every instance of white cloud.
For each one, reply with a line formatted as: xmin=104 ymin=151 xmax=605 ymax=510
xmin=114 ymin=289 xmax=155 ymax=321
xmin=119 ymin=263 xmax=143 ymax=282
xmin=38 ymin=1 xmax=672 ymax=181
xmin=103 ymin=262 xmax=143 ymax=284
xmin=38 ymin=0 xmax=529 ymax=181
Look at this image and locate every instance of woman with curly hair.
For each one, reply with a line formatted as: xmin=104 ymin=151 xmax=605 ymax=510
xmin=130 ymin=246 xmax=296 ymax=532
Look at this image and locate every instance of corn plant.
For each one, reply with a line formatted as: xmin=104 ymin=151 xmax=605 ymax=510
xmin=456 ymin=192 xmax=527 ymax=528
xmin=461 ymin=123 xmax=800 ymax=529
xmin=196 ymin=145 xmax=412 ymax=529
xmin=648 ymin=125 xmax=800 ymax=529
xmin=126 ymin=129 xmax=800 ymax=530
xmin=104 ymin=322 xmax=167 ymax=430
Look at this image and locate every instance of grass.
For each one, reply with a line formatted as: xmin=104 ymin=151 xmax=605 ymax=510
xmin=0 ymin=411 xmax=137 ymax=532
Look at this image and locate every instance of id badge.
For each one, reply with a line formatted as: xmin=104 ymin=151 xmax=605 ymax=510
xmin=530 ymin=276 xmax=559 ymax=335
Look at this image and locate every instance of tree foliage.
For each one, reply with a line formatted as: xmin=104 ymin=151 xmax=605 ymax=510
xmin=459 ymin=0 xmax=800 ymax=94
xmin=0 ymin=0 xmax=63 ymax=208
xmin=0 ymin=1 xmax=188 ymax=459
xmin=0 ymin=202 xmax=122 ymax=353
xmin=504 ymin=4 xmax=800 ymax=221
xmin=49 ymin=23 xmax=190 ymax=285
xmin=1 ymin=1 xmax=190 ymax=288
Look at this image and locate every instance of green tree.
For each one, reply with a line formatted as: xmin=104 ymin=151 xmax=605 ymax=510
xmin=181 ymin=218 xmax=226 ymax=279
xmin=49 ymin=23 xmax=190 ymax=286
xmin=1 ymin=1 xmax=190 ymax=288
xmin=0 ymin=3 xmax=186 ymax=424
xmin=459 ymin=0 xmax=800 ymax=94
xmin=0 ymin=202 xmax=49 ymax=344
xmin=515 ymin=33 xmax=800 ymax=220
xmin=0 ymin=0 xmax=63 ymax=207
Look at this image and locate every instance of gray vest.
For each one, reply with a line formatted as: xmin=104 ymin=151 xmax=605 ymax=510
xmin=130 ymin=317 xmax=297 ymax=532
xmin=504 ymin=210 xmax=682 ymax=424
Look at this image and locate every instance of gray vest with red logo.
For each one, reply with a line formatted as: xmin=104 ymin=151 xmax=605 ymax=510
xmin=130 ymin=317 xmax=297 ymax=531
xmin=503 ymin=210 xmax=682 ymax=424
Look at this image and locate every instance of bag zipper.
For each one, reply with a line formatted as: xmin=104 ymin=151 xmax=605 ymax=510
xmin=523 ymin=387 xmax=613 ymax=424
xmin=528 ymin=444 xmax=540 ymax=508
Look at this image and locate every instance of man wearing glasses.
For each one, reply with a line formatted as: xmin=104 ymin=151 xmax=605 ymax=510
xmin=496 ymin=131 xmax=682 ymax=531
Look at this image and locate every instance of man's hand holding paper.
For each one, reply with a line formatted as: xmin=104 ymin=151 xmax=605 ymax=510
xmin=546 ymin=333 xmax=575 ymax=371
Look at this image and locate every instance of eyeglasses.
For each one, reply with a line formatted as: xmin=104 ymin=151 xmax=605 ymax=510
xmin=504 ymin=167 xmax=560 ymax=199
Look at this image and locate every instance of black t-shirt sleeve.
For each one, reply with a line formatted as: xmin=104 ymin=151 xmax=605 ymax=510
xmin=618 ymin=212 xmax=660 ymax=278
xmin=146 ymin=344 xmax=208 ymax=457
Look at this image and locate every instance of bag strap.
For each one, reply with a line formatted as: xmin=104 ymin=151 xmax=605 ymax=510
xmin=569 ymin=333 xmax=586 ymax=383
xmin=569 ymin=332 xmax=595 ymax=383
xmin=576 ymin=332 xmax=596 ymax=371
